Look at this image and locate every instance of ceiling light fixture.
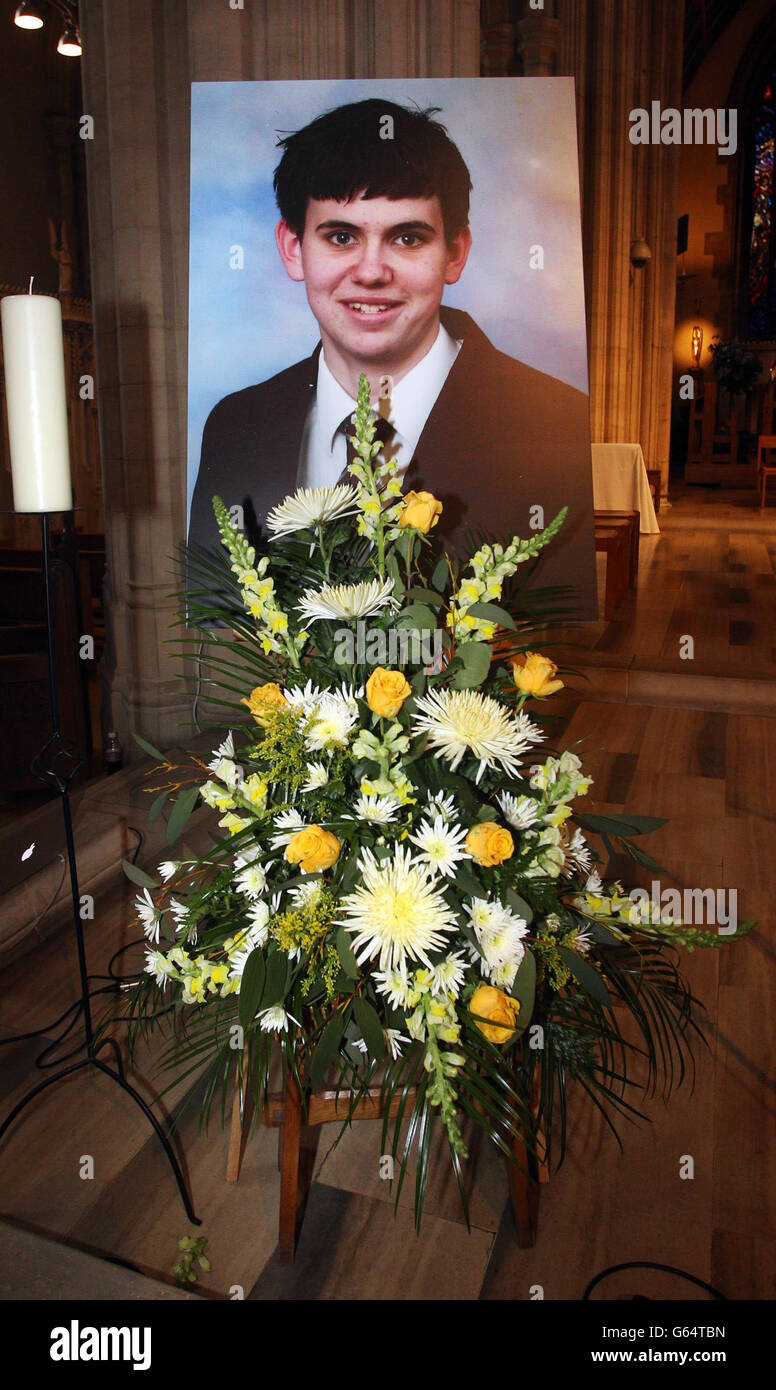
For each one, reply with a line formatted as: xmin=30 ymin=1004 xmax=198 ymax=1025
xmin=14 ymin=2 xmax=46 ymax=28
xmin=14 ymin=1 xmax=82 ymax=56
xmin=57 ymin=20 xmax=81 ymax=56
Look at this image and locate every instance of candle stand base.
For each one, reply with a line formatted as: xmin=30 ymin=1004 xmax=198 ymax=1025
xmin=0 ymin=513 xmax=200 ymax=1226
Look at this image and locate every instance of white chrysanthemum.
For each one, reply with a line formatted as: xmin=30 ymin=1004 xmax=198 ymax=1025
xmin=351 ymin=793 xmax=401 ymax=824
xmin=467 ymin=897 xmax=528 ymax=978
xmin=301 ymin=761 xmax=329 ymax=793
xmin=408 ymin=814 xmax=469 ymax=877
xmin=572 ymin=928 xmax=593 ymax=955
xmin=467 ymin=897 xmax=506 ymax=935
xmin=373 ymin=963 xmax=412 ymax=1009
xmin=258 ymin=1005 xmax=299 ymax=1033
xmin=477 ymin=916 xmax=528 ymax=972
xmin=563 ymin=826 xmax=592 ymax=877
xmin=266 ymin=484 xmax=358 ymax=538
xmin=168 ymin=897 xmax=189 ymax=935
xmin=158 ymin=860 xmax=179 ymax=883
xmin=145 ymin=948 xmax=172 ymax=988
xmin=586 ymin=869 xmax=604 ymax=895
xmin=430 ymin=952 xmax=468 ymax=998
xmin=288 ymin=879 xmax=324 ymax=908
xmin=270 ymin=808 xmax=306 ymax=847
xmin=487 ymin=960 xmax=519 ymax=991
xmin=135 ymin=888 xmax=161 ymax=944
xmin=297 ymin=576 xmax=398 ymax=623
xmin=209 ymin=731 xmax=234 ymax=763
xmin=497 ymin=791 xmax=541 ymax=831
xmin=235 ymin=861 xmax=267 ymax=900
xmin=229 ymin=904 xmax=271 ymax=978
xmin=411 ymin=688 xmax=543 ymax=783
xmin=385 ymin=1028 xmax=409 ymax=1060
xmin=234 ymin=842 xmax=262 ymax=870
xmin=427 ymin=790 xmax=457 ymax=820
xmin=339 ymin=845 xmax=457 ymax=972
xmin=304 ymin=689 xmax=360 ymax=752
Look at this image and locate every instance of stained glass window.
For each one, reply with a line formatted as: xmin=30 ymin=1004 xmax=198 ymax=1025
xmin=748 ymin=77 xmax=776 ymax=338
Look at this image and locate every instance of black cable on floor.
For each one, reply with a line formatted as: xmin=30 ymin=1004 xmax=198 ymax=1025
xmin=582 ymin=1261 xmax=727 ymax=1300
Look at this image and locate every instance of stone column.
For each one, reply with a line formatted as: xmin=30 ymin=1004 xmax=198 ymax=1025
xmin=79 ymin=0 xmax=479 ymax=753
xmin=557 ymin=0 xmax=684 ymax=496
xmin=516 ymin=2 xmax=560 ymax=77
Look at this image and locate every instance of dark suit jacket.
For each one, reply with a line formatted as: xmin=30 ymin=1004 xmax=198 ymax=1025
xmin=188 ymin=307 xmax=596 ymax=616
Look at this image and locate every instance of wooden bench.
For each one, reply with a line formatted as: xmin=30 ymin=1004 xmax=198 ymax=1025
xmin=594 ymin=511 xmax=639 ymax=620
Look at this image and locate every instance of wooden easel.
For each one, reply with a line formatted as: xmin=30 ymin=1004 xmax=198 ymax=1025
xmin=226 ymin=1058 xmax=549 ymax=1261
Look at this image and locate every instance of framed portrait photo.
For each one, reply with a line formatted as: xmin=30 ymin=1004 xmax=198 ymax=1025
xmin=187 ymin=76 xmax=596 ymax=615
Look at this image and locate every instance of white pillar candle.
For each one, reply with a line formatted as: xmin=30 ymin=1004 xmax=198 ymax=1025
xmin=1 ymin=293 xmax=73 ymax=512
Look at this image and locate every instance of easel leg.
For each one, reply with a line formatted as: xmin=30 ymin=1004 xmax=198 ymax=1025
xmin=278 ymin=1076 xmax=303 ymax=1263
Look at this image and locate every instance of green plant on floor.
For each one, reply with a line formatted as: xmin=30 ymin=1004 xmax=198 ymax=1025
xmin=708 ymin=338 xmax=762 ymax=397
xmin=172 ymin=1234 xmax=210 ymax=1288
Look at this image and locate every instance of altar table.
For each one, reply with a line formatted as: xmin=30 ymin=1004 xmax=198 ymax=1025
xmin=591 ymin=443 xmax=660 ymax=534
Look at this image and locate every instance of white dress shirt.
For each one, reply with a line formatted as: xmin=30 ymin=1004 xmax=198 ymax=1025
xmin=296 ymin=322 xmax=462 ymax=490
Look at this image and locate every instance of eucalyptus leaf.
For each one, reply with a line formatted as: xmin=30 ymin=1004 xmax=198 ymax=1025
xmin=133 ymin=732 xmax=166 ymax=761
xmin=238 ymin=950 xmax=266 ymax=1031
xmin=353 ymin=996 xmax=386 ymax=1062
xmin=260 ymin=949 xmax=291 ymax=1009
xmin=506 ymin=888 xmax=534 ymax=925
xmin=396 ymin=602 xmax=438 ymax=631
xmin=336 ymin=926 xmax=359 ymax=979
xmin=310 ymin=1012 xmax=346 ymax=1090
xmin=560 ymin=946 xmax=612 ymax=1007
xmin=466 ymin=601 xmax=517 ymax=631
xmin=404 ymin=587 xmax=444 ymax=609
xmin=122 ymin=859 xmax=157 ymax=890
xmin=431 ymin=555 xmax=449 ymax=594
xmin=147 ymin=789 xmax=170 ymax=824
xmin=165 ymin=785 xmax=201 ymax=844
xmin=511 ymin=948 xmax=536 ymax=1034
xmin=450 ymin=641 xmax=492 ymax=689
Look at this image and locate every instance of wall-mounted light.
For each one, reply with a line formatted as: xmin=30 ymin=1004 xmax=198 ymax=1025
xmin=13 ymin=0 xmax=81 ymax=56
xmin=691 ymin=325 xmax=703 ymax=366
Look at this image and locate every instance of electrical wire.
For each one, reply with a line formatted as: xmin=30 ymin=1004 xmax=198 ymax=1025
xmin=582 ymin=1261 xmax=727 ymax=1301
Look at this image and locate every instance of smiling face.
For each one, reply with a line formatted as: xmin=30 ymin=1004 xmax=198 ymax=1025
xmin=275 ymin=193 xmax=471 ymax=395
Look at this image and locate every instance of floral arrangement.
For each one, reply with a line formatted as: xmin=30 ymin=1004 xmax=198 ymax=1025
xmin=123 ymin=376 xmax=752 ymax=1225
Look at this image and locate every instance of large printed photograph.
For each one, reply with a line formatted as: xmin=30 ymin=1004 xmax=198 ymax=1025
xmin=187 ymin=77 xmax=595 ymax=612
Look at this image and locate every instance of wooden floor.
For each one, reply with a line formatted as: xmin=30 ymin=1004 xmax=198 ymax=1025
xmin=0 ymin=486 xmax=774 ymax=1301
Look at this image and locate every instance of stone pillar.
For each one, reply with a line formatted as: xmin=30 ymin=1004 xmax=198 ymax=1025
xmin=481 ymin=1 xmax=516 ymax=77
xmin=79 ymin=0 xmax=479 ymax=753
xmin=557 ymin=0 xmax=685 ymax=496
xmin=516 ymin=6 xmax=560 ymax=77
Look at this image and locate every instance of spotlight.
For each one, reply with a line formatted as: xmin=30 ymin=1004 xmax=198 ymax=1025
xmin=57 ymin=21 xmax=82 ymax=56
xmin=14 ymin=2 xmax=45 ymax=28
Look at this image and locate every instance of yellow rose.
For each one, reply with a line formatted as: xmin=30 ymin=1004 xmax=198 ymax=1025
xmin=469 ymin=984 xmax=520 ymax=1044
xmin=285 ymin=825 xmax=341 ymax=874
xmin=366 ymin=666 xmax=412 ymax=719
xmin=465 ymin=821 xmax=514 ymax=866
xmin=242 ymin=682 xmax=288 ymax=726
xmin=398 ymin=490 xmax=443 ymax=533
xmin=511 ymin=651 xmax=564 ymax=697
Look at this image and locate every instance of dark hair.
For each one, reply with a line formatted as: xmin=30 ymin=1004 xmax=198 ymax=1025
xmin=273 ymin=98 xmax=472 ymax=243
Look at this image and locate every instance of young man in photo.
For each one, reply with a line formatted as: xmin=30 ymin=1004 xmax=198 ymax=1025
xmin=188 ymin=98 xmax=595 ymax=610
